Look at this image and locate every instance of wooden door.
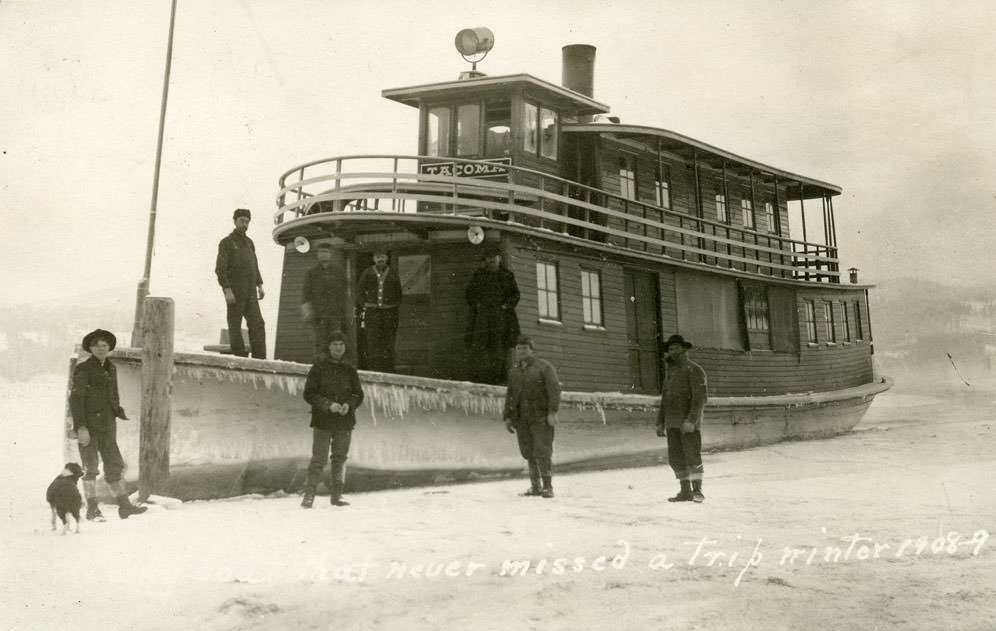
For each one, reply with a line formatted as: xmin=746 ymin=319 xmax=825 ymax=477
xmin=624 ymin=269 xmax=662 ymax=393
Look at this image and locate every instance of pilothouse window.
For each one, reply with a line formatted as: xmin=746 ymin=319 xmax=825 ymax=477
xmin=540 ymin=107 xmax=558 ymax=159
xmin=523 ymin=102 xmax=538 ymax=154
xmin=427 ymin=106 xmax=450 ymax=157
xmin=456 ymin=103 xmax=480 ymax=156
xmin=485 ymin=100 xmax=511 ymax=158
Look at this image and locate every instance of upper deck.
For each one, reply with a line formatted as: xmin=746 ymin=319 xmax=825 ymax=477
xmin=273 ymin=153 xmax=842 ymax=283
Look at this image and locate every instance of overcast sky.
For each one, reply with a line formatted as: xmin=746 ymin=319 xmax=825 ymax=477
xmin=2 ymin=0 xmax=994 ymax=334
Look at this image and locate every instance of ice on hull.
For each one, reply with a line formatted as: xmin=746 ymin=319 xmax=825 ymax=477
xmin=64 ymin=349 xmax=890 ymax=500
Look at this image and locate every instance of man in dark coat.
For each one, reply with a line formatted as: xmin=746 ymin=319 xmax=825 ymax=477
xmin=215 ymin=208 xmax=266 ymax=358
xmin=301 ymin=242 xmax=347 ymax=358
xmin=504 ymin=336 xmax=560 ymax=498
xmin=465 ymin=246 xmax=520 ymax=384
xmin=302 ymin=331 xmax=365 ymax=507
xmin=357 ymin=249 xmax=402 ymax=372
xmin=70 ymin=329 xmax=147 ymax=520
xmin=656 ymin=334 xmax=708 ymax=503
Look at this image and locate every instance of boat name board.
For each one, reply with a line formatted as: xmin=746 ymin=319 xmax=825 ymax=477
xmin=420 ymin=158 xmax=510 ymax=179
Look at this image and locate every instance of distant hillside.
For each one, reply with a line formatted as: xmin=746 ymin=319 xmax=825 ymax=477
xmin=0 ymin=291 xmax=222 ymax=381
xmin=869 ymin=277 xmax=995 ymax=385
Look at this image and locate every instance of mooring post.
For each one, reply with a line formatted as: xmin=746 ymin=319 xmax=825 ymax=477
xmin=139 ymin=296 xmax=174 ymax=500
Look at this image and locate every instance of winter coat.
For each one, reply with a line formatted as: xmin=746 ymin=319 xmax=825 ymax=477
xmin=303 ymin=357 xmax=365 ymax=432
xmin=215 ymin=230 xmax=263 ymax=296
xmin=302 ymin=262 xmax=347 ymax=317
xmin=70 ymin=355 xmax=125 ymax=431
xmin=465 ymin=265 xmax=520 ymax=350
xmin=504 ymin=356 xmax=560 ymax=425
xmin=656 ymin=355 xmax=708 ymax=430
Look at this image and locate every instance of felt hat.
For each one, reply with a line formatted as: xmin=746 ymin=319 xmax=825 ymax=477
xmin=233 ymin=208 xmax=252 ymax=220
xmin=82 ymin=329 xmax=117 ymax=352
xmin=664 ymin=334 xmax=693 ymax=349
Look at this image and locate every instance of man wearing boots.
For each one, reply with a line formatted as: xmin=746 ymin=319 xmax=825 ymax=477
xmin=70 ymin=329 xmax=147 ymax=520
xmin=504 ymin=336 xmax=560 ymax=498
xmin=215 ymin=207 xmax=267 ymax=358
xmin=656 ymin=334 xmax=708 ymax=503
xmin=302 ymin=331 xmax=364 ymax=508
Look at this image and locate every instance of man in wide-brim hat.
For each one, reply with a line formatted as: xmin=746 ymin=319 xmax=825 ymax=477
xmin=656 ymin=334 xmax=708 ymax=503
xmin=69 ymin=328 xmax=147 ymax=521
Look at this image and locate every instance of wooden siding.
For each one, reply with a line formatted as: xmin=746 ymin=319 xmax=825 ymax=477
xmin=506 ymin=239 xmax=632 ymax=392
xmin=274 ymin=234 xmax=873 ymax=398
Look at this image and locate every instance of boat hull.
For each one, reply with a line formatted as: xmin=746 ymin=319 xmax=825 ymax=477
xmin=64 ymin=349 xmax=891 ymax=500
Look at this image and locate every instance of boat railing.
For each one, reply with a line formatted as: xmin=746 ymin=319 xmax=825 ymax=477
xmin=275 ymin=155 xmax=840 ymax=282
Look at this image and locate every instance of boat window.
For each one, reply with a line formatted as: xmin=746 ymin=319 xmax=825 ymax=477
xmin=427 ymin=106 xmax=450 ymax=157
xmin=485 ymin=100 xmax=511 ymax=158
xmin=764 ymin=201 xmax=778 ymax=234
xmin=674 ymin=271 xmax=744 ymax=350
xmin=619 ymin=154 xmax=636 ymax=200
xmin=741 ymin=197 xmax=755 ymax=229
xmin=580 ymin=269 xmax=603 ymax=326
xmin=823 ymin=302 xmax=837 ymax=343
xmin=655 ymin=164 xmax=671 ymax=209
xmin=523 ymin=102 xmax=538 ymax=154
xmin=398 ymin=254 xmax=431 ymax=295
xmin=540 ymin=107 xmax=558 ymax=160
xmin=853 ymin=301 xmax=864 ymax=340
xmin=456 ymin=103 xmax=481 ymax=157
xmin=803 ymin=300 xmax=818 ymax=343
xmin=744 ymin=286 xmax=769 ymax=332
xmin=536 ymin=261 xmax=560 ymax=321
xmin=840 ymin=301 xmax=851 ymax=341
xmin=714 ymin=189 xmax=728 ymax=223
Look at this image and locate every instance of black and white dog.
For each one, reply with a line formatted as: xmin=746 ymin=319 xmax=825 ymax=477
xmin=46 ymin=463 xmax=84 ymax=534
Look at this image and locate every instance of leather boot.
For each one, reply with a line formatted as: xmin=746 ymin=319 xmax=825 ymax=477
xmin=691 ymin=480 xmax=705 ymax=503
xmin=540 ymin=475 xmax=554 ymax=499
xmin=83 ymin=480 xmax=104 ymax=521
xmin=330 ymin=462 xmax=349 ymax=506
xmin=668 ymin=480 xmax=692 ymax=502
xmin=111 ymin=480 xmax=147 ymax=519
xmin=520 ymin=460 xmax=542 ymax=496
xmin=300 ymin=486 xmax=315 ymax=508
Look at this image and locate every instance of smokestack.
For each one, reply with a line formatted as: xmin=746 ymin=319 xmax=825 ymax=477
xmin=562 ymin=44 xmax=596 ymax=98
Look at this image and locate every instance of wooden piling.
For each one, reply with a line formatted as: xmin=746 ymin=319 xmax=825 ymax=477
xmin=139 ymin=296 xmax=174 ymax=500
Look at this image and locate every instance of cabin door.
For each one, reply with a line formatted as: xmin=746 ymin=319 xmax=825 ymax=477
xmin=623 ymin=269 xmax=662 ymax=393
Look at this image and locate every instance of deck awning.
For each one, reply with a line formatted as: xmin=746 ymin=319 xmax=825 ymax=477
xmin=563 ymin=122 xmax=842 ymax=198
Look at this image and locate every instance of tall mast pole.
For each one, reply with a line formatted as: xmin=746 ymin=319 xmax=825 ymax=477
xmin=132 ymin=0 xmax=179 ymax=346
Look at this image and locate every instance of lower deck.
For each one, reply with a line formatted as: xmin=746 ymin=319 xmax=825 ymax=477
xmin=273 ymin=230 xmax=874 ymax=397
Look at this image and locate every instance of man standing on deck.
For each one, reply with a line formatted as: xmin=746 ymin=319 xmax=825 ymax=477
xmin=301 ymin=243 xmax=347 ymax=358
xmin=357 ymin=249 xmax=402 ymax=372
xmin=656 ymin=334 xmax=708 ymax=503
xmin=465 ymin=246 xmax=520 ymax=384
xmin=504 ymin=336 xmax=560 ymax=498
xmin=215 ymin=208 xmax=266 ymax=358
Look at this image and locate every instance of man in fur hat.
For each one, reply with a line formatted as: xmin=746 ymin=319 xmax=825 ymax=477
xmin=70 ymin=329 xmax=147 ymax=520
xmin=656 ymin=334 xmax=708 ymax=503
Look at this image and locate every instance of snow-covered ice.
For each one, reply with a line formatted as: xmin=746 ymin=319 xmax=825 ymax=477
xmin=1 ymin=376 xmax=993 ymax=630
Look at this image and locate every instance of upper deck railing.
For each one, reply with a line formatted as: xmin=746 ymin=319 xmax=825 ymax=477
xmin=275 ymin=155 xmax=840 ymax=282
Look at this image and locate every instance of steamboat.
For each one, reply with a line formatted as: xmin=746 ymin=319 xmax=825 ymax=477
xmin=68 ymin=30 xmax=889 ymax=500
